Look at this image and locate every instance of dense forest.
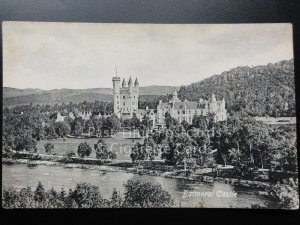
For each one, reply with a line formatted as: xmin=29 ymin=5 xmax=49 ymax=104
xmin=178 ymin=59 xmax=295 ymax=117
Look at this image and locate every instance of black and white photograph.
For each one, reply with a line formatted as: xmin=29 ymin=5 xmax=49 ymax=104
xmin=2 ymin=21 xmax=298 ymax=209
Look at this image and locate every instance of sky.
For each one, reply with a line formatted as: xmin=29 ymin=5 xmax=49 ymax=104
xmin=3 ymin=22 xmax=294 ymax=90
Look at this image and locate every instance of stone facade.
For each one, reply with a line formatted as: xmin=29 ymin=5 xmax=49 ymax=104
xmin=156 ymin=91 xmax=227 ymax=127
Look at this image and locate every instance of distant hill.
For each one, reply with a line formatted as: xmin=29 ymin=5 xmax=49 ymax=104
xmin=178 ymin=59 xmax=295 ymax=117
xmin=3 ymin=85 xmax=178 ymax=107
xmin=3 ymin=87 xmax=45 ymax=98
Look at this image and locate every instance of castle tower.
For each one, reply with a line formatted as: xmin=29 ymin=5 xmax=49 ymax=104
xmin=113 ymin=75 xmax=140 ymax=118
xmin=132 ymin=77 xmax=139 ymax=113
xmin=112 ymin=76 xmax=121 ymax=117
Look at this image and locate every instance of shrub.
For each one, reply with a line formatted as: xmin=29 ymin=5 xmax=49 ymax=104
xmin=44 ymin=142 xmax=54 ymax=155
xmin=77 ymin=142 xmax=92 ymax=158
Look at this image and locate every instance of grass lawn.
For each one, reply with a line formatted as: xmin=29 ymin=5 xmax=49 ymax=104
xmin=36 ymin=132 xmax=143 ymax=160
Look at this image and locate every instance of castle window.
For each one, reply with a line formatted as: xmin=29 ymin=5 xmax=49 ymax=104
xmin=123 ymin=103 xmax=125 ymax=106
xmin=117 ymin=101 xmax=119 ymax=104
xmin=117 ymin=96 xmax=119 ymax=99
xmin=134 ymin=96 xmax=135 ymax=99
xmin=178 ymin=111 xmax=180 ymax=114
xmin=123 ymin=96 xmax=125 ymax=99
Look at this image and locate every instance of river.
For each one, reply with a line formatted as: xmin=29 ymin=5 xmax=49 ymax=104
xmin=2 ymin=163 xmax=275 ymax=208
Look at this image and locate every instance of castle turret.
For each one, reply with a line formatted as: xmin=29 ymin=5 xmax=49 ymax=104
xmin=128 ymin=76 xmax=133 ymax=93
xmin=134 ymin=77 xmax=139 ymax=87
xmin=122 ymin=78 xmax=127 ymax=87
xmin=128 ymin=76 xmax=133 ymax=86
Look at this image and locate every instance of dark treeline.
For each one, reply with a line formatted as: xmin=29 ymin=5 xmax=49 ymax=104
xmin=177 ymin=59 xmax=295 ymax=117
xmin=2 ymin=178 xmax=174 ymax=208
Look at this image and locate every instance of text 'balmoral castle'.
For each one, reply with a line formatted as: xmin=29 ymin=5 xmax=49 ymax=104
xmin=112 ymin=76 xmax=227 ymax=129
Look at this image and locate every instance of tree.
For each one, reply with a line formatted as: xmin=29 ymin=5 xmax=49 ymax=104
xmin=72 ymin=118 xmax=84 ymax=137
xmin=34 ymin=182 xmax=46 ymax=202
xmin=44 ymin=142 xmax=54 ymax=155
xmin=44 ymin=124 xmax=58 ymax=139
xmin=83 ymin=119 xmax=94 ymax=134
xmin=77 ymin=142 xmax=92 ymax=158
xmin=192 ymin=115 xmax=207 ymax=130
xmin=130 ymin=143 xmax=147 ymax=165
xmin=139 ymin=114 xmax=153 ymax=137
xmin=54 ymin=121 xmax=70 ymax=137
xmin=94 ymin=139 xmax=116 ymax=162
xmin=14 ymin=134 xmax=37 ymax=152
xmin=64 ymin=150 xmax=76 ymax=159
xmin=131 ymin=113 xmax=140 ymax=129
xmin=123 ymin=178 xmax=174 ymax=208
xmin=181 ymin=120 xmax=190 ymax=131
xmin=161 ymin=132 xmax=196 ymax=169
xmin=268 ymin=178 xmax=299 ymax=209
xmin=164 ymin=112 xmax=177 ymax=129
xmin=109 ymin=189 xmax=123 ymax=208
xmin=103 ymin=115 xmax=121 ymax=135
xmin=69 ymin=183 xmax=108 ymax=208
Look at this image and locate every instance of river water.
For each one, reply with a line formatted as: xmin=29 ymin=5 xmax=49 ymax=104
xmin=2 ymin=163 xmax=274 ymax=208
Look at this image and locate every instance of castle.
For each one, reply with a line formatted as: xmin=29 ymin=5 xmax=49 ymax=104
xmin=112 ymin=76 xmax=227 ymax=128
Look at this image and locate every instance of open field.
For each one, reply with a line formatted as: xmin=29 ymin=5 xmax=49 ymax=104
xmin=36 ymin=131 xmax=143 ymax=160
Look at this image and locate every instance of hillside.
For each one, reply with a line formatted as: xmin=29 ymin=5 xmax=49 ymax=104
xmin=178 ymin=59 xmax=295 ymax=117
xmin=3 ymin=85 xmax=177 ymax=107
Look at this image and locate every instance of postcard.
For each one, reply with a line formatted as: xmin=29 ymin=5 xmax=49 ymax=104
xmin=2 ymin=22 xmax=298 ymax=209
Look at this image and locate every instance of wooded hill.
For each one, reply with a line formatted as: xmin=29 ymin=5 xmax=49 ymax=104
xmin=178 ymin=59 xmax=295 ymax=117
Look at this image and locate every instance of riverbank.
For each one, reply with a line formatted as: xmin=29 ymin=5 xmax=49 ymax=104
xmin=2 ymin=157 xmax=271 ymax=190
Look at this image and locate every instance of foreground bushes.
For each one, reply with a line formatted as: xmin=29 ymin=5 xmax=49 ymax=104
xmin=2 ymin=178 xmax=174 ymax=208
